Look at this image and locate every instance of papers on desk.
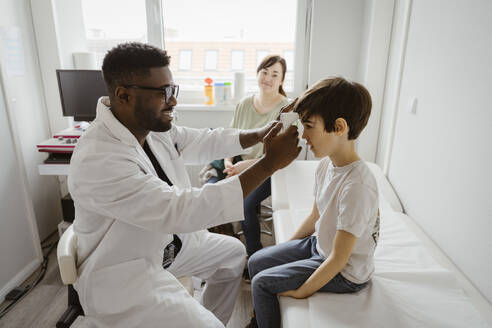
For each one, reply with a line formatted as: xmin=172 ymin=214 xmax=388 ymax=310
xmin=37 ymin=137 xmax=78 ymax=153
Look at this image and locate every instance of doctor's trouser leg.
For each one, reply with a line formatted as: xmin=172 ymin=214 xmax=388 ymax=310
xmin=168 ymin=230 xmax=246 ymax=325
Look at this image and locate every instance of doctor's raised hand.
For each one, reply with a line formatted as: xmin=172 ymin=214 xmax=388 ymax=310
xmin=223 ymin=121 xmax=277 ymax=177
xmin=262 ymin=122 xmax=300 ymax=170
xmin=237 ymin=121 xmax=300 ymax=198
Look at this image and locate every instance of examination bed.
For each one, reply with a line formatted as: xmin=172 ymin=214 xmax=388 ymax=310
xmin=271 ymin=161 xmax=490 ymax=328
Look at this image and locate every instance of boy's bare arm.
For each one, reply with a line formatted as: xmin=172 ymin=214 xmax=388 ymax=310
xmin=280 ymin=230 xmax=357 ymax=299
xmin=290 ymin=201 xmax=320 ymax=240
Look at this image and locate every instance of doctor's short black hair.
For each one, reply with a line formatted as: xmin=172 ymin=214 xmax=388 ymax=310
xmin=102 ymin=42 xmax=170 ymax=96
xmin=294 ymin=77 xmax=372 ymax=140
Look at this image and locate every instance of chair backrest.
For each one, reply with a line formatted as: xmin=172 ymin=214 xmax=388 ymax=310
xmin=57 ymin=224 xmax=78 ymax=285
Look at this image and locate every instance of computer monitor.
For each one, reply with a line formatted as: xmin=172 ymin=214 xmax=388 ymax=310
xmin=56 ymin=69 xmax=107 ymax=121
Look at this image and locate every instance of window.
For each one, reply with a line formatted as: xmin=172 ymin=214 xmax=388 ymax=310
xmin=204 ymin=50 xmax=218 ymax=71
xmin=81 ymin=0 xmax=305 ymax=103
xmin=81 ymin=0 xmax=147 ymax=68
xmin=231 ymin=50 xmax=244 ymax=71
xmin=178 ymin=50 xmax=192 ymax=70
xmin=162 ymin=0 xmax=298 ymax=101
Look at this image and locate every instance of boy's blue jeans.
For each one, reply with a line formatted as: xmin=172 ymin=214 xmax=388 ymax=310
xmin=248 ymin=236 xmax=368 ymax=328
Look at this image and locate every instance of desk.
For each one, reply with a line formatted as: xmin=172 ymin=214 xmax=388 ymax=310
xmin=38 ymin=105 xmax=235 ymax=177
xmin=38 ymin=163 xmax=69 ymax=176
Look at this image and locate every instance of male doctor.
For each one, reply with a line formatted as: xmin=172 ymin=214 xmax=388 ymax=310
xmin=68 ymin=42 xmax=300 ymax=328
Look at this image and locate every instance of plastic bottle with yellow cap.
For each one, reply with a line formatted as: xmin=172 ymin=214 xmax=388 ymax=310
xmin=204 ymin=77 xmax=214 ymax=105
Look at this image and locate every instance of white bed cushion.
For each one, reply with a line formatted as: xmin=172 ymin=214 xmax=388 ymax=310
xmin=365 ymin=162 xmax=403 ymax=213
xmin=273 ymin=208 xmax=311 ymax=244
xmin=271 ymin=165 xmax=290 ymax=211
xmin=279 ymin=297 xmax=310 ymax=328
xmin=272 ymin=161 xmax=488 ymax=328
xmin=294 ymin=210 xmax=489 ymax=328
xmin=271 ymin=160 xmax=317 ymax=211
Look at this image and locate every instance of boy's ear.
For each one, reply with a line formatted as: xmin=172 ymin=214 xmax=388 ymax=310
xmin=334 ymin=118 xmax=349 ymax=136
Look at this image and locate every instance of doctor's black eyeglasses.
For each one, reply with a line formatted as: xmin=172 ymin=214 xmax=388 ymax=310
xmin=123 ymin=84 xmax=179 ymax=103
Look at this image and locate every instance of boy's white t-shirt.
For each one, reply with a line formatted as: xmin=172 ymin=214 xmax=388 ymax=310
xmin=314 ymin=158 xmax=380 ymax=284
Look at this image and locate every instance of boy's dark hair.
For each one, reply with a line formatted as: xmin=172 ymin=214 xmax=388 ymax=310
xmin=102 ymin=42 xmax=170 ymax=96
xmin=294 ymin=77 xmax=372 ymax=140
xmin=256 ymin=55 xmax=287 ymax=97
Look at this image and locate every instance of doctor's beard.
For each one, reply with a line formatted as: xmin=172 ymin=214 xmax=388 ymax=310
xmin=134 ymin=96 xmax=174 ymax=132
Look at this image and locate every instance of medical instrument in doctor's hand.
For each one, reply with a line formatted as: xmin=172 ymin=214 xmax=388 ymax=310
xmin=123 ymin=84 xmax=179 ymax=103
xmin=280 ymin=112 xmax=299 ymax=133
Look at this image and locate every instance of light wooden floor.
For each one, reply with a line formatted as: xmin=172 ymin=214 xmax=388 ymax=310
xmin=0 ymin=221 xmax=275 ymax=328
xmin=0 ymin=239 xmax=68 ymax=328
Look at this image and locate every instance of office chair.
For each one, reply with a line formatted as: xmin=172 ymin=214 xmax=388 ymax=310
xmin=56 ymin=224 xmax=84 ymax=328
xmin=56 ymin=224 xmax=194 ymax=328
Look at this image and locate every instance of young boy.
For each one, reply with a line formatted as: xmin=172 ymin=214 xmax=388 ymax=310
xmin=247 ymin=77 xmax=380 ymax=328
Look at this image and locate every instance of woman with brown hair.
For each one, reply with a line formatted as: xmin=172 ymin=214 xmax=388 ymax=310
xmin=210 ymin=55 xmax=290 ymax=257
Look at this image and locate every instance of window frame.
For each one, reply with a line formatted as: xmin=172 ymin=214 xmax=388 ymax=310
xmin=283 ymin=50 xmax=295 ymax=72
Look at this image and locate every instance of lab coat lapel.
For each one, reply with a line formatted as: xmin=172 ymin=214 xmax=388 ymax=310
xmin=96 ymin=97 xmax=157 ymax=177
xmin=96 ymin=98 xmax=139 ymax=148
xmin=95 ymin=97 xmax=187 ymax=185
xmin=145 ymin=133 xmax=183 ymax=187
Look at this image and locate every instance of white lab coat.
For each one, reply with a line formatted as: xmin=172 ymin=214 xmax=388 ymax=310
xmin=68 ymin=98 xmax=246 ymax=327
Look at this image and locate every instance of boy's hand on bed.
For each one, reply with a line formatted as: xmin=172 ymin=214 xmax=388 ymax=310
xmin=278 ymin=287 xmax=313 ymax=299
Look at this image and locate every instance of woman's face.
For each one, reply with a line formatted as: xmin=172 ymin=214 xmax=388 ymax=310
xmin=257 ymin=62 xmax=284 ymax=94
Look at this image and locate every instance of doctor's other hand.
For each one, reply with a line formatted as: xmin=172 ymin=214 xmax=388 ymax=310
xmin=262 ymin=122 xmax=301 ymax=172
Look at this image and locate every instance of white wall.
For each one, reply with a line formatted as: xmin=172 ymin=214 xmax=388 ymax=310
xmin=0 ymin=0 xmax=63 ymax=240
xmin=0 ymin=76 xmax=42 ymax=303
xmin=31 ymin=0 xmax=88 ymax=134
xmin=0 ymin=9 xmax=46 ymax=299
xmin=379 ymin=0 xmax=492 ymax=303
xmin=356 ymin=0 xmax=394 ymax=162
xmin=308 ymin=0 xmax=394 ymax=162
xmin=308 ymin=0 xmax=365 ymax=84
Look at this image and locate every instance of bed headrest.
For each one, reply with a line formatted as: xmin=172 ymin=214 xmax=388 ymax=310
xmin=365 ymin=162 xmax=403 ymax=213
